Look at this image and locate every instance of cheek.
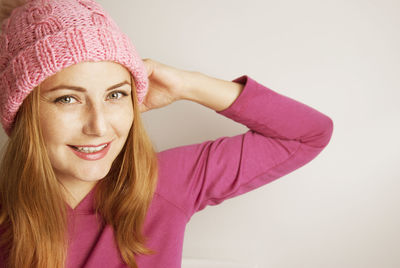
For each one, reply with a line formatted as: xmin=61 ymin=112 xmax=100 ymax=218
xmin=39 ymin=103 xmax=134 ymax=138
xmin=110 ymin=106 xmax=134 ymax=132
xmin=39 ymin=110 xmax=81 ymax=141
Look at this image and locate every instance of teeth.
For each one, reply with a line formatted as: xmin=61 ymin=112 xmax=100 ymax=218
xmin=75 ymin=144 xmax=107 ymax=153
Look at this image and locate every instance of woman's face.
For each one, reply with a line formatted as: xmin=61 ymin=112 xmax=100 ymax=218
xmin=38 ymin=61 xmax=134 ymax=195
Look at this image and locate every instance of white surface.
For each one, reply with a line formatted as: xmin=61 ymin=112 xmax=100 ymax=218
xmin=182 ymin=258 xmax=258 ymax=268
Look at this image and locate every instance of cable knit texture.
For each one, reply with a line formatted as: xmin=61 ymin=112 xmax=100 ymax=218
xmin=0 ymin=0 xmax=148 ymax=137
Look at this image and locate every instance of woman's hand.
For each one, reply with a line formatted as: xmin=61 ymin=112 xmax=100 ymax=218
xmin=138 ymin=58 xmax=191 ymax=113
xmin=139 ymin=58 xmax=244 ymax=113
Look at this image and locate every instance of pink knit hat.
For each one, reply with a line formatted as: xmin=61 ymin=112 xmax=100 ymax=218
xmin=0 ymin=0 xmax=149 ymax=137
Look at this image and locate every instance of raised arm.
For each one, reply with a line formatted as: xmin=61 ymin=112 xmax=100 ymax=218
xmin=179 ymin=71 xmax=245 ymax=112
xmin=155 ymin=72 xmax=334 ymax=220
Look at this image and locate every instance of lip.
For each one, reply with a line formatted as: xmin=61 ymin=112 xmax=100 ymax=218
xmin=69 ymin=141 xmax=111 ymax=147
xmin=68 ymin=140 xmax=112 ymax=161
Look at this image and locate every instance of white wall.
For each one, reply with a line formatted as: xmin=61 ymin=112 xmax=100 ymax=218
xmin=1 ymin=0 xmax=399 ymax=267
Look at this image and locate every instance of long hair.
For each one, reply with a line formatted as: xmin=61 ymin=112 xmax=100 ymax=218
xmin=0 ymin=72 xmax=159 ymax=267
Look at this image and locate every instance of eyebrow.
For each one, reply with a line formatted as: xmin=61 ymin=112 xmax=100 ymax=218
xmin=46 ymin=81 xmax=131 ymax=93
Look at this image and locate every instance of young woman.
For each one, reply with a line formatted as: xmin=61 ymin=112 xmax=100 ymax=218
xmin=0 ymin=0 xmax=334 ymax=267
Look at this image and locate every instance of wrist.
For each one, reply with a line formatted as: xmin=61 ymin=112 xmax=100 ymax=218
xmin=178 ymin=70 xmax=204 ymax=101
xmin=178 ymin=71 xmax=244 ymax=112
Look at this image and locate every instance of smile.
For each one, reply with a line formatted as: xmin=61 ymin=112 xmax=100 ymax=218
xmin=68 ymin=141 xmax=112 ymax=161
xmin=72 ymin=144 xmax=108 ymax=153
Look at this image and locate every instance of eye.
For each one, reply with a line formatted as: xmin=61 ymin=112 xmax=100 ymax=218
xmin=54 ymin=91 xmax=129 ymax=105
xmin=108 ymin=91 xmax=128 ymax=100
xmin=54 ymin=95 xmax=77 ymax=104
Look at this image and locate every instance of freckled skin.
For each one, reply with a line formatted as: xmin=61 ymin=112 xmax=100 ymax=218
xmin=39 ymin=61 xmax=134 ymax=208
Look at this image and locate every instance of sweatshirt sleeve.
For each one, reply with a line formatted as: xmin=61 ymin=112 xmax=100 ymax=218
xmin=155 ymin=75 xmax=334 ymax=220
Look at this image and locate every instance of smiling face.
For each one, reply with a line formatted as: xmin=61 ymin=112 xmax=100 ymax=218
xmin=38 ymin=61 xmax=134 ymax=199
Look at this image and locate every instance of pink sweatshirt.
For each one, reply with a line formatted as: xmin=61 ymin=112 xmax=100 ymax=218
xmin=0 ymin=75 xmax=333 ymax=267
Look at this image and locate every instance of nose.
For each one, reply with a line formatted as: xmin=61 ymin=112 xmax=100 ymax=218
xmin=82 ymin=102 xmax=108 ymax=137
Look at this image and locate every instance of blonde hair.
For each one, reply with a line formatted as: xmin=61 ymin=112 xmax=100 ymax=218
xmin=0 ymin=73 xmax=159 ymax=268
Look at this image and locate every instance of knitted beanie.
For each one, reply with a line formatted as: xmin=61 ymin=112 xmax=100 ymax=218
xmin=0 ymin=0 xmax=149 ymax=137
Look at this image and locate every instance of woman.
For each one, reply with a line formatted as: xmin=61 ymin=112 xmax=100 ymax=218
xmin=0 ymin=0 xmax=334 ymax=268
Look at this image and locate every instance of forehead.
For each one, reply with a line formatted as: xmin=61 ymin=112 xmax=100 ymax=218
xmin=40 ymin=61 xmax=131 ymax=90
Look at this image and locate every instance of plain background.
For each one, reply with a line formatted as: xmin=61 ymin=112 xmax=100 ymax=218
xmin=1 ymin=0 xmax=399 ymax=267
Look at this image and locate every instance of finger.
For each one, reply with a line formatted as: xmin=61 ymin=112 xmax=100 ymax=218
xmin=138 ymin=103 xmax=148 ymax=113
xmin=142 ymin=58 xmax=153 ymax=77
